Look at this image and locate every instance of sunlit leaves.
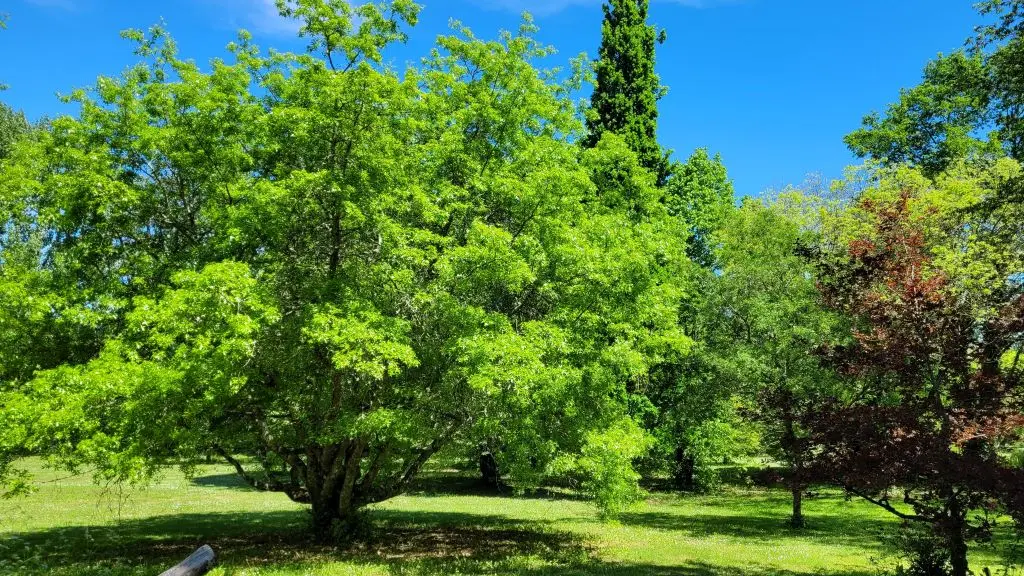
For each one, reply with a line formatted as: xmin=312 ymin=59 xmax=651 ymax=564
xmin=303 ymin=303 xmax=417 ymax=380
xmin=0 ymin=0 xmax=696 ymax=522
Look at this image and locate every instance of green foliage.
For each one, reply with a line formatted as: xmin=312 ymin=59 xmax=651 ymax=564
xmin=845 ymin=51 xmax=999 ymax=176
xmin=677 ymin=419 xmax=745 ymax=492
xmin=640 ymin=290 xmax=740 ymax=492
xmin=848 ymin=1 xmax=1024 ymax=173
xmin=1010 ymin=443 xmax=1024 ymax=469
xmin=974 ymin=0 xmax=1024 ymax=47
xmin=584 ymin=0 xmax=670 ymax=186
xmin=665 ymin=148 xmax=734 ymax=267
xmin=572 ymin=418 xmax=652 ymax=518
xmin=0 ymin=103 xmax=28 ymax=160
xmin=627 ymin=150 xmax=736 ymax=491
xmin=653 ymin=189 xmax=848 ymax=518
xmin=0 ymin=1 xmax=693 ymax=528
xmin=988 ymin=37 xmax=1024 ymax=160
xmin=712 ymin=193 xmax=845 ymax=416
xmin=882 ymin=524 xmax=956 ymax=576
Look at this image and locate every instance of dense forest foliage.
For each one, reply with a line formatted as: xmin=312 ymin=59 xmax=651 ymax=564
xmin=0 ymin=1 xmax=1022 ymax=575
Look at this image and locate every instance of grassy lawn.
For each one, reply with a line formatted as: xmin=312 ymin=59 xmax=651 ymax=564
xmin=0 ymin=460 xmax=1015 ymax=575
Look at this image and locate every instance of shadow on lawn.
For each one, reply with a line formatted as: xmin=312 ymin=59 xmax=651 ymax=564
xmin=2 ymin=507 xmax=879 ymax=576
xmin=3 ymin=509 xmax=586 ymax=576
xmin=191 ymin=470 xmax=589 ymax=502
xmin=188 ymin=473 xmax=252 ymax=489
xmin=617 ymin=508 xmax=888 ymax=549
xmin=513 ymin=563 xmax=877 ymax=576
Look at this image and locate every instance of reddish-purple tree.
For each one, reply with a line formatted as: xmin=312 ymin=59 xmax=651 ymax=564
xmin=808 ymin=171 xmax=1024 ymax=576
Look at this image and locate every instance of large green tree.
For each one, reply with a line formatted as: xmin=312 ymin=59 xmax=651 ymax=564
xmin=0 ymin=1 xmax=693 ymax=537
xmin=844 ymin=51 xmax=998 ymax=177
xmin=664 ymin=148 xmax=734 ymax=267
xmin=846 ymin=1 xmax=1024 ymax=175
xmin=582 ymin=3 xmax=738 ymax=489
xmin=584 ymin=0 xmax=670 ymax=186
xmin=711 ymin=193 xmax=845 ymax=527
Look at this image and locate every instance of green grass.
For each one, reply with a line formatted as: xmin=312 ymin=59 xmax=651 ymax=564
xmin=0 ymin=459 xmax=1017 ymax=575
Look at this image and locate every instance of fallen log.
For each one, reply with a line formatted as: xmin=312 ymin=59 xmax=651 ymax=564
xmin=158 ymin=545 xmax=216 ymax=576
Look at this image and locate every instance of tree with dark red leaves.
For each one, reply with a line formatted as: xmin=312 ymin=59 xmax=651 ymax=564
xmin=808 ymin=162 xmax=1024 ymax=576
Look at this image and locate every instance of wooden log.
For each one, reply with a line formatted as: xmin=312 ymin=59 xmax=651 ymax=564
xmin=158 ymin=545 xmax=216 ymax=576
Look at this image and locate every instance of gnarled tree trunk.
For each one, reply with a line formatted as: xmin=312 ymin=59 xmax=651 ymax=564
xmin=221 ymin=432 xmax=448 ymax=541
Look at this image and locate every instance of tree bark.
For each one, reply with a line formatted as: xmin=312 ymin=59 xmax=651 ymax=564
xmin=790 ymin=486 xmax=805 ymax=528
xmin=229 ymin=425 xmax=453 ymax=541
xmin=310 ymin=489 xmax=342 ymax=541
xmin=782 ymin=404 xmax=806 ymax=528
xmin=480 ymin=450 xmax=500 ymax=490
xmin=945 ymin=496 xmax=970 ymax=576
xmin=932 ymin=489 xmax=971 ymax=576
xmin=949 ymin=529 xmax=969 ymax=576
xmin=301 ymin=435 xmax=448 ymax=540
xmin=674 ymin=445 xmax=695 ymax=491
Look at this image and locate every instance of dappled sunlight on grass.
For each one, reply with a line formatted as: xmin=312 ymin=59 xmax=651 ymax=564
xmin=0 ymin=460 xmax=1014 ymax=575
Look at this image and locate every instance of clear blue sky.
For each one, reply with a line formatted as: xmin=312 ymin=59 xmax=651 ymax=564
xmin=0 ymin=0 xmax=980 ymax=196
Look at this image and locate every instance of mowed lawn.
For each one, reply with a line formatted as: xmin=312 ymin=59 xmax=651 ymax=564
xmin=0 ymin=460 xmax=1014 ymax=575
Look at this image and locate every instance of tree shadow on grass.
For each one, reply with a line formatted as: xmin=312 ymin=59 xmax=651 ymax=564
xmin=404 ymin=472 xmax=589 ymax=501
xmin=188 ymin=473 xmax=252 ymax=490
xmin=2 ymin=509 xmax=589 ymax=576
xmin=190 ymin=470 xmax=591 ymax=502
xmin=514 ymin=562 xmax=878 ymax=576
xmin=2 ymin=506 xmax=883 ymax=576
xmin=617 ymin=508 xmax=890 ymax=550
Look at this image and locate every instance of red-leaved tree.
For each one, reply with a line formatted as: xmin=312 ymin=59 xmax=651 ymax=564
xmin=808 ymin=165 xmax=1024 ymax=576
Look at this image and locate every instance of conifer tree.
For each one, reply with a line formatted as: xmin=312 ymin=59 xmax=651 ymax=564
xmin=585 ymin=0 xmax=670 ymax=186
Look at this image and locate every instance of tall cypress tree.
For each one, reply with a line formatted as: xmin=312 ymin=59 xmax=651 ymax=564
xmin=585 ymin=0 xmax=670 ymax=186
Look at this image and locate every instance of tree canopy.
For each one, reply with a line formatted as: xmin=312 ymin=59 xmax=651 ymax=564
xmin=1 ymin=2 xmax=1023 ymax=573
xmin=847 ymin=1 xmax=1024 ymax=175
xmin=808 ymin=160 xmax=1024 ymax=576
xmin=708 ymin=192 xmax=845 ymax=526
xmin=0 ymin=1 xmax=694 ymax=537
xmin=583 ymin=0 xmax=670 ymax=186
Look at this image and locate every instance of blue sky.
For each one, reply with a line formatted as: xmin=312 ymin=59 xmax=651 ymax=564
xmin=0 ymin=0 xmax=980 ymax=196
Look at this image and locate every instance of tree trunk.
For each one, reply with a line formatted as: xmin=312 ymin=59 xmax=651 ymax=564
xmin=782 ymin=406 xmax=806 ymax=529
xmin=674 ymin=445 xmax=695 ymax=491
xmin=310 ymin=490 xmax=343 ymax=541
xmin=949 ymin=530 xmax=969 ymax=576
xmin=944 ymin=493 xmax=970 ymax=576
xmin=479 ymin=451 xmax=500 ymax=490
xmin=306 ymin=443 xmax=361 ymax=542
xmin=240 ymin=433 xmax=448 ymax=542
xmin=790 ymin=486 xmax=805 ymax=528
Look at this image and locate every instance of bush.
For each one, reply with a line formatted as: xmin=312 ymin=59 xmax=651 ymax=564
xmin=575 ymin=419 xmax=652 ymax=518
xmin=880 ymin=524 xmax=953 ymax=576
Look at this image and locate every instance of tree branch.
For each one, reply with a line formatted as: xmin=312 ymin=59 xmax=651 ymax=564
xmin=214 ymin=446 xmax=309 ymax=503
xmin=847 ymin=486 xmax=929 ymax=522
